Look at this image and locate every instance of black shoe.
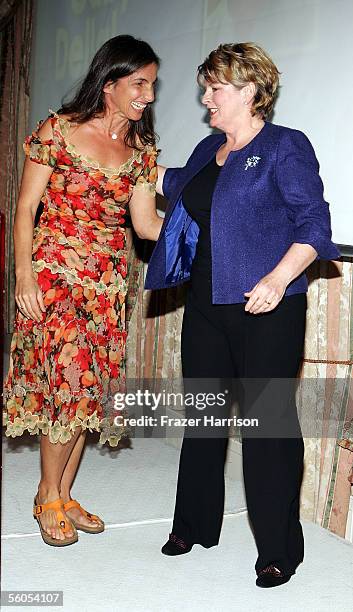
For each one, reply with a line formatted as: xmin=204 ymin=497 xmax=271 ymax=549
xmin=161 ymin=533 xmax=193 ymax=556
xmin=256 ymin=564 xmax=292 ymax=588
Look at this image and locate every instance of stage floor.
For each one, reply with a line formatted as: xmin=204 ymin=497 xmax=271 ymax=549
xmin=2 ymin=437 xmax=352 ymax=611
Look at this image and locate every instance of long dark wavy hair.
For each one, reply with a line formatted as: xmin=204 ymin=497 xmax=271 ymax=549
xmin=58 ymin=35 xmax=159 ymax=149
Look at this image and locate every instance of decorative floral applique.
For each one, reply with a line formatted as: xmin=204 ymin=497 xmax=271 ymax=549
xmin=244 ymin=156 xmax=261 ymax=170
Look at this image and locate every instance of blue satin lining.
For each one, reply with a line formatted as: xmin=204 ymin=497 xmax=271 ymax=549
xmin=165 ymin=197 xmax=199 ymax=284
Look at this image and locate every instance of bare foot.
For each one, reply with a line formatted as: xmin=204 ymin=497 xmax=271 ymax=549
xmin=35 ymin=486 xmax=75 ymax=541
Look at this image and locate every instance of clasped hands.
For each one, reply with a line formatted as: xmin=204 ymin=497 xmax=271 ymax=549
xmin=244 ymin=271 xmax=288 ymax=314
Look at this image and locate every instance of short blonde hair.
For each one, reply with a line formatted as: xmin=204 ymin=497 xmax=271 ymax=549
xmin=197 ymin=42 xmax=280 ymax=119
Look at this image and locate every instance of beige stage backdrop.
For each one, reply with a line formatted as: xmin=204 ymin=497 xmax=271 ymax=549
xmin=1 ymin=0 xmax=352 ymax=537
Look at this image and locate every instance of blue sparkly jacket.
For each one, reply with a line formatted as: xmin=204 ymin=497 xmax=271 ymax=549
xmin=144 ymin=122 xmax=340 ymax=303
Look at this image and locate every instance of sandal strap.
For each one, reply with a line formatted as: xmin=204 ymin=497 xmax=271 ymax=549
xmin=33 ymin=497 xmax=63 ymax=515
xmin=63 ymin=499 xmax=100 ymax=522
xmin=63 ymin=499 xmax=81 ymax=512
xmin=33 ymin=497 xmax=72 ymax=534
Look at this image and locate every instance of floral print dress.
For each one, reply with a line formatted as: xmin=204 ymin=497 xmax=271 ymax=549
xmin=3 ymin=111 xmax=157 ymax=446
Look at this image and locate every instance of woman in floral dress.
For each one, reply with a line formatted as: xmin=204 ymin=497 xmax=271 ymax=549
xmin=3 ymin=35 xmax=162 ymax=546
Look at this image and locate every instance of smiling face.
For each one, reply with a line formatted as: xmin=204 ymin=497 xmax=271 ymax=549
xmin=201 ymin=79 xmax=249 ymax=132
xmin=103 ymin=62 xmax=158 ymax=121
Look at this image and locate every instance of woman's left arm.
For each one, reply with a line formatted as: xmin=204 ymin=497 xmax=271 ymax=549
xmin=245 ymin=129 xmax=340 ymax=314
xmin=128 ymin=147 xmax=163 ymax=241
xmin=244 ymin=242 xmax=317 ymax=313
xmin=129 ymin=188 xmax=163 ymax=241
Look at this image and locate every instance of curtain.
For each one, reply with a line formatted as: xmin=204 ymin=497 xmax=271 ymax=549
xmin=126 ymin=247 xmax=185 ymax=384
xmin=0 ymin=0 xmax=33 ymax=333
xmin=299 ymin=259 xmax=353 ymax=537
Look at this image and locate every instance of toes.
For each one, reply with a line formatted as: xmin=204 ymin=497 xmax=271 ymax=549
xmin=88 ymin=516 xmax=101 ymax=525
xmin=64 ymin=518 xmax=74 ymax=538
xmin=39 ymin=511 xmax=74 ymax=541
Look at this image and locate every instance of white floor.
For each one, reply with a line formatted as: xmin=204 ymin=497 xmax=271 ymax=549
xmin=2 ymin=435 xmax=353 ymax=612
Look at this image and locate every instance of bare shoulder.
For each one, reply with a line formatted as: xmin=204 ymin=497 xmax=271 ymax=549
xmin=35 ymin=110 xmax=77 ymax=140
xmin=36 ymin=117 xmax=54 ymax=140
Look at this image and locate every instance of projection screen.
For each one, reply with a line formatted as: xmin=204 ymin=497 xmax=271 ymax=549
xmin=30 ymin=0 xmax=353 ymax=246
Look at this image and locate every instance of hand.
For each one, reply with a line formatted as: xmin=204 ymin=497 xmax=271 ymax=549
xmin=15 ymin=275 xmax=46 ymax=322
xmin=244 ymin=272 xmax=287 ymax=314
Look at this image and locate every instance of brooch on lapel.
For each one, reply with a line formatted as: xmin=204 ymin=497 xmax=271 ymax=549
xmin=244 ymin=156 xmax=261 ymax=170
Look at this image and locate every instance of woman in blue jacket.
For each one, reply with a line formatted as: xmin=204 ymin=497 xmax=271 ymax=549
xmin=145 ymin=42 xmax=340 ymax=588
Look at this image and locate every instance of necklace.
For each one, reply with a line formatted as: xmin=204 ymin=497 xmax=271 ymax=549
xmin=100 ymin=117 xmax=119 ymax=140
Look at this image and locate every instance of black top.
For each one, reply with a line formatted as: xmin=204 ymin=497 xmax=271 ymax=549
xmin=182 ymin=156 xmax=221 ymax=279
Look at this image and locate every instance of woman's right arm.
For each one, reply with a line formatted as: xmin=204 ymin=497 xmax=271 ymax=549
xmin=14 ymin=119 xmax=54 ymax=322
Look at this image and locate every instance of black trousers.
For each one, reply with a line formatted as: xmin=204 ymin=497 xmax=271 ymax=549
xmin=172 ymin=274 xmax=307 ymax=576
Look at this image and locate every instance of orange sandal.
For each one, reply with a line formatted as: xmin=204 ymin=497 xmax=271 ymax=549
xmin=63 ymin=499 xmax=105 ymax=534
xmin=33 ymin=497 xmax=78 ymax=546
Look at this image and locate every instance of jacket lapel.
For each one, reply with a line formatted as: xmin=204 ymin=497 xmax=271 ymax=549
xmin=163 ymin=133 xmax=226 ymax=225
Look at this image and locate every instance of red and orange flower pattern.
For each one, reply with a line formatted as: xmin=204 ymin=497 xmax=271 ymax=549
xmin=3 ymin=112 xmax=157 ymax=446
